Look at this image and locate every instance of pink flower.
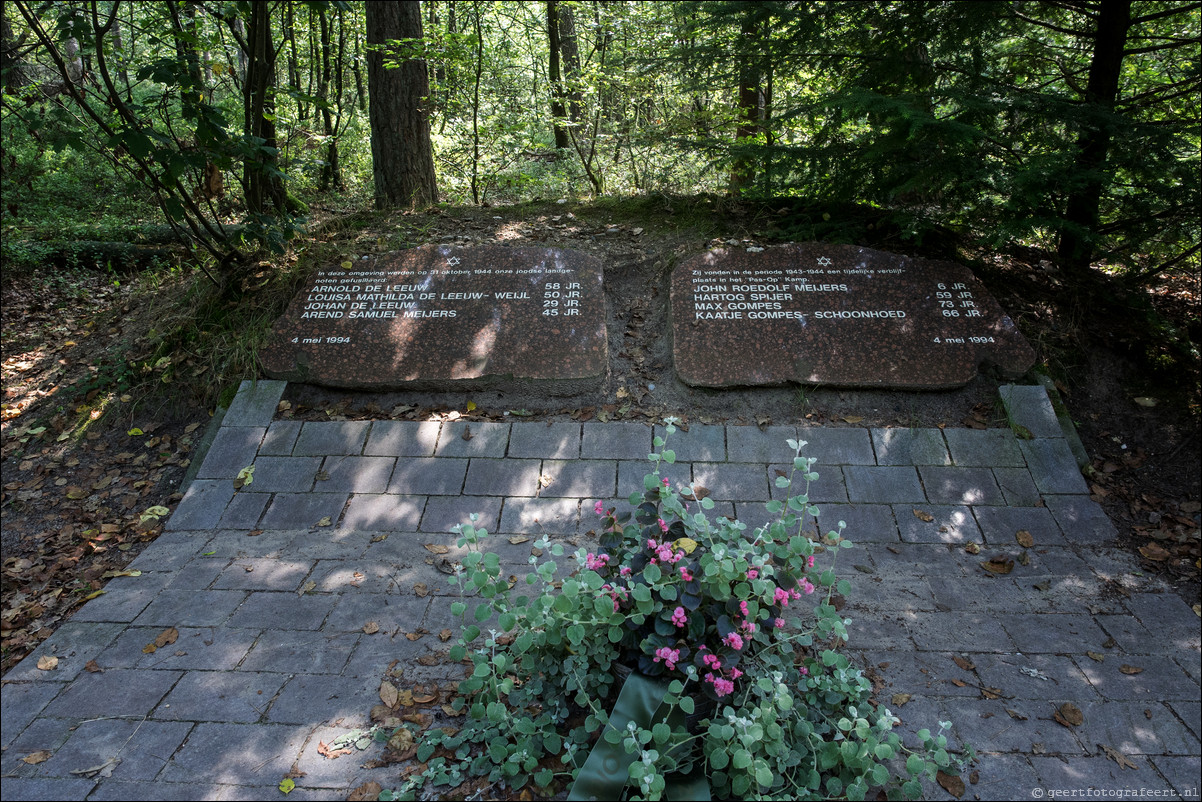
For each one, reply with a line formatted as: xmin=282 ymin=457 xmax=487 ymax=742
xmin=712 ymin=677 xmax=734 ymax=697
xmin=774 ymin=617 xmax=785 ymax=629
xmin=807 ymin=555 xmax=815 ymax=568
xmin=723 ymin=632 xmax=744 ymax=650
xmin=740 ymin=620 xmax=757 ymax=635
xmin=702 ymin=653 xmax=722 ymax=670
xmin=653 ymin=646 xmax=680 ymax=671
xmin=662 ymin=477 xmax=670 ymax=487
xmin=671 ymin=607 xmax=687 ymax=628
xmin=746 ymin=569 xmax=758 ymax=580
xmin=773 ymin=587 xmax=790 ymax=607
xmin=620 ymin=566 xmax=632 ymax=577
xmin=801 ymin=578 xmax=815 ymax=595
xmin=739 ymin=600 xmax=749 ymax=617
xmin=799 ymin=665 xmax=809 ymax=677
xmin=594 ymin=500 xmax=604 ymax=515
xmin=679 ymin=566 xmax=693 ymax=581
xmin=729 ymin=667 xmax=743 ymax=680
xmin=585 ymin=552 xmax=609 ymax=570
xmin=657 ymin=518 xmax=668 ymax=533
xmin=647 ymin=538 xmax=658 ymax=550
xmin=789 ymin=587 xmax=802 ymax=600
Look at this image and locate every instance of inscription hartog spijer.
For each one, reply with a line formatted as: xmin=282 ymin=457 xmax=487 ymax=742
xmin=671 ymin=243 xmax=1034 ymax=389
xmin=261 ymin=245 xmax=605 ymax=391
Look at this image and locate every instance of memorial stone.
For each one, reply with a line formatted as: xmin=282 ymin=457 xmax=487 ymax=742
xmin=672 ymin=243 xmax=1034 ymax=388
xmin=261 ymin=245 xmax=606 ymax=391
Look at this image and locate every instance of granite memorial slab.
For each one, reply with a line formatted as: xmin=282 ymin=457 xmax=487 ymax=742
xmin=672 ymin=243 xmax=1034 ymax=388
xmin=261 ymin=245 xmax=605 ymax=391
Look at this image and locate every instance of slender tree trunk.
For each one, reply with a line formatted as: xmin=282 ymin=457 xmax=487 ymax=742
xmin=243 ymin=1 xmax=286 ymax=213
xmin=365 ymin=0 xmax=438 ymax=208
xmin=558 ymin=2 xmax=581 ymax=124
xmin=547 ymin=1 xmax=569 ymax=150
xmin=317 ymin=8 xmax=341 ymax=191
xmin=352 ymin=9 xmax=366 ymax=112
xmin=284 ymin=3 xmax=303 ymax=119
xmin=470 ymin=1 xmax=483 ymax=204
xmin=730 ymin=16 xmax=763 ymax=195
xmin=1056 ymin=0 xmax=1133 ymax=275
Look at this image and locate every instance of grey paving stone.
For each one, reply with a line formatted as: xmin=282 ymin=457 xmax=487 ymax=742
xmin=841 ymin=614 xmax=916 ymax=650
xmin=692 ymin=462 xmax=771 ymax=501
xmin=217 ymin=491 xmax=270 ymax=529
xmin=852 ymin=650 xmax=979 ymax=696
xmin=258 ymin=492 xmax=349 ymax=530
xmin=212 ymin=557 xmax=315 ymax=592
xmin=1074 ymin=701 xmax=1200 ymax=755
xmin=952 ymin=698 xmax=1086 ymax=755
xmin=1020 ymin=438 xmax=1088 ymax=495
xmin=158 ymin=722 xmax=310 ymax=784
xmin=258 ymin=420 xmax=302 ymax=455
xmin=973 ymin=506 xmax=1066 ymax=546
xmin=770 ymin=463 xmax=847 ymax=503
xmin=101 ymin=626 xmax=259 ymax=671
xmin=238 ymin=630 xmax=358 ymax=674
xmin=872 ymin=427 xmax=951 ymax=466
xmin=993 ymin=466 xmax=1042 ymax=506
xmin=538 ymin=459 xmax=616 ymax=499
xmin=1175 ymin=654 xmax=1201 ymax=688
xmin=325 ymin=593 xmax=429 ymax=634
xmin=812 ymin=503 xmax=899 ymax=542
xmin=508 ymin=421 xmax=581 ymax=458
xmin=844 ymin=465 xmax=925 ymax=503
xmin=388 ymin=456 xmax=467 ymax=495
xmin=1092 ymin=614 xmax=1172 ymax=655
xmin=222 ymin=379 xmax=286 ymax=427
xmin=2 ymin=622 xmax=127 ymax=682
xmin=266 ymin=673 xmax=377 ymax=726
xmin=132 ymin=590 xmax=246 ymax=627
xmin=364 ymin=420 xmax=441 ymax=456
xmin=201 ymin=528 xmax=298 ymax=560
xmin=654 ymin=423 xmax=725 ymax=461
xmin=725 ymin=425 xmax=799 ymax=463
xmin=840 ymin=574 xmax=935 ymax=612
xmin=919 ymin=466 xmax=1006 ymax=506
xmin=35 ymin=718 xmax=193 ymax=782
xmin=618 ymin=460 xmax=692 ymax=496
xmin=1 ymin=681 xmax=65 ymax=749
xmin=126 ymin=530 xmax=215 ymax=573
xmin=1075 ymin=651 xmax=1197 ymax=701
xmin=581 ymin=421 xmax=652 ymax=459
xmin=293 ymin=723 xmax=399 ymax=789
xmin=155 ymin=670 xmax=287 ymax=723
xmin=1149 ymin=756 xmax=1202 ymax=800
xmin=237 ymin=455 xmax=322 ymax=493
xmin=291 ymin=528 xmax=371 ymax=561
xmin=84 ymin=781 xmax=220 ymax=801
xmin=420 ymin=495 xmax=502 ymax=533
xmin=973 ymin=653 xmax=1099 ymax=701
xmin=0 ymin=778 xmax=97 ymax=800
xmin=69 ymin=573 xmax=173 ymax=623
xmin=1169 ymin=701 xmax=1201 ymax=741
xmin=293 ymin=421 xmax=371 ymax=456
xmin=927 ymin=574 xmax=1035 ymax=614
xmin=316 ymin=455 xmax=395 ymax=494
xmin=463 ymin=458 xmax=542 ymax=496
xmin=1 ymin=716 xmax=78 ymax=778
xmin=158 ymin=555 xmax=226 ymax=591
xmin=943 ymin=427 xmax=1026 ymax=467
xmin=165 ymin=479 xmax=235 ymax=531
xmin=196 ymin=426 xmax=266 ymax=479
xmin=1001 ymin=384 xmax=1063 ymax=439
xmin=796 ymin=427 xmax=875 ymax=465
xmin=895 ymin=504 xmax=983 ymax=544
xmin=902 ymin=611 xmax=1019 ymax=653
xmin=1123 ymin=593 xmax=1202 ymax=653
xmin=41 ymin=668 xmax=181 ymax=720
xmin=1044 ymin=495 xmax=1118 ymax=543
xmin=226 ymin=591 xmax=335 ymax=630
xmin=434 ymin=421 xmax=510 ymax=457
xmin=341 ymin=494 xmax=424 ymax=531
xmin=499 ymin=497 xmax=580 ymax=535
xmin=1000 ymin=614 xmax=1110 ymax=654
xmin=948 ymin=753 xmax=1042 ymax=802
xmin=871 ymin=544 xmax=979 ymax=581
xmin=311 ymin=560 xmax=417 ymax=595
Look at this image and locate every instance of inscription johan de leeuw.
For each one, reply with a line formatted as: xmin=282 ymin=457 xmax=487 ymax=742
xmin=261 ymin=245 xmax=605 ymax=389
xmin=671 ymin=243 xmax=1034 ymax=389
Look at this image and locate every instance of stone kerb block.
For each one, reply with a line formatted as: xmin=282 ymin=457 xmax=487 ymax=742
xmin=262 ymin=246 xmax=606 ymax=393
xmin=671 ymin=243 xmax=1034 ymax=388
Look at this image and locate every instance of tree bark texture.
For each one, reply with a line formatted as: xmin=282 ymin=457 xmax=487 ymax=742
xmin=730 ymin=15 xmax=764 ymax=194
xmin=366 ymin=0 xmax=438 ymax=209
xmin=547 ymin=0 xmax=569 ymax=149
xmin=243 ymin=0 xmax=285 ymax=213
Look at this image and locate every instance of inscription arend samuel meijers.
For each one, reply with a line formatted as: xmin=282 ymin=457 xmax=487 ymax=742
xmin=671 ymin=243 xmax=1034 ymax=389
xmin=261 ymin=245 xmax=605 ymax=390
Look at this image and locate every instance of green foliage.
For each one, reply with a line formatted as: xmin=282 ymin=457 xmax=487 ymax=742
xmin=384 ymin=424 xmax=972 ymax=800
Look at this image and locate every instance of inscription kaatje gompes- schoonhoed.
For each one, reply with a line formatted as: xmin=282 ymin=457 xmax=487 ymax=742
xmin=671 ymin=243 xmax=1035 ymax=389
xmin=260 ymin=245 xmax=606 ymax=390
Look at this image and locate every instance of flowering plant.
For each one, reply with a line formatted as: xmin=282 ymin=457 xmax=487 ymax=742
xmin=385 ymin=420 xmax=969 ymax=801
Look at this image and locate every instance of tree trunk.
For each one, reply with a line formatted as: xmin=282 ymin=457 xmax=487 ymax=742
xmin=547 ymin=1 xmax=569 ymax=150
xmin=558 ymin=2 xmax=581 ymax=124
xmin=365 ymin=0 xmax=438 ymax=208
xmin=730 ymin=16 xmax=764 ymax=194
xmin=317 ymin=7 xmax=341 ymax=191
xmin=1056 ymin=0 xmax=1132 ymax=276
xmin=243 ymin=1 xmax=286 ymax=213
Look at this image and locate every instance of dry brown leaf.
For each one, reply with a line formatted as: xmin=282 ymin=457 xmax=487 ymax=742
xmin=362 ymin=621 xmax=380 ymax=635
xmin=414 ymin=583 xmax=429 ymax=597
xmin=405 ymin=632 xmax=424 ymax=642
xmin=442 ymin=703 xmax=465 ymax=717
xmin=1099 ymin=743 xmax=1138 ymax=770
xmin=891 ymin=693 xmax=911 ymax=706
xmin=950 ymin=679 xmax=968 ymax=687
xmin=1005 ymin=708 xmax=1028 ymax=720
xmin=1119 ymin=664 xmax=1144 ymax=675
xmin=1053 ymin=702 xmax=1084 ymax=728
xmin=912 ymin=509 xmax=935 ymax=523
xmin=397 ymin=689 xmax=415 ymax=707
xmin=980 ymin=555 xmax=1014 ymax=575
xmin=154 ymin=627 xmax=179 ymax=648
xmin=417 ymin=654 xmax=441 ymax=666
xmin=936 ymin=771 xmax=965 ymax=799
xmin=964 ymin=542 xmax=981 ymax=555
xmin=298 ymin=580 xmax=317 ymax=596
xmin=315 ymin=515 xmax=333 ymax=527
xmin=460 ymin=425 xmax=473 ymax=441
xmin=317 ymin=740 xmax=352 ymax=760
xmin=952 ymin=655 xmax=975 ymax=671
xmin=508 ymin=536 xmax=530 ymax=544
xmin=842 ymin=415 xmax=864 ymax=424
xmin=1016 ymin=529 xmax=1034 ymax=548
xmin=1087 ymin=651 xmax=1106 ymax=662
xmin=20 ymin=750 xmax=53 ymax=765
xmin=439 ymin=629 xmax=453 ymax=642
xmin=424 ymin=543 xmax=450 ymax=554
xmin=348 ymin=781 xmax=383 ymax=801
xmin=1138 ymin=542 xmax=1171 ymax=561
xmin=412 ymin=689 xmax=439 ymax=704
xmin=36 ymin=655 xmax=59 ymax=671
xmin=389 ymin=728 xmax=416 ymax=753
xmin=379 ymin=680 xmax=399 ymax=708
xmin=981 ymin=686 xmax=1004 ymax=700
xmin=84 ymin=659 xmax=102 ymax=673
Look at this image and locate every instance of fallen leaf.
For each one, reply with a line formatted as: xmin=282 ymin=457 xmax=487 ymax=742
xmin=913 ymin=509 xmax=934 ymax=523
xmin=1087 ymin=651 xmax=1106 ymax=662
xmin=1099 ymin=743 xmax=1138 ymax=769
xmin=279 ymin=777 xmax=295 ymax=794
xmin=1016 ymin=530 xmax=1034 ymax=548
xmin=1132 ymin=397 xmax=1157 ymax=407
xmin=1138 ymin=542 xmax=1171 ymax=561
xmin=439 ymin=629 xmax=453 ymax=642
xmin=1005 ymin=708 xmax=1028 ymax=720
xmin=380 ymin=680 xmax=399 ymax=708
xmin=1119 ymin=664 xmax=1144 ymax=675
xmin=388 ymin=728 xmax=416 ymax=752
xmin=317 ymin=740 xmax=352 ymax=760
xmin=461 ymin=425 xmax=473 ymax=441
xmin=362 ymin=622 xmax=379 ymax=635
xmin=442 ymin=703 xmax=465 ymax=717
xmin=936 ymin=770 xmax=965 ymax=798
xmin=154 ymin=627 xmax=179 ymax=648
xmin=21 ymin=750 xmax=53 ymax=765
xmin=980 ymin=555 xmax=1015 ymax=575
xmin=1033 ymin=580 xmax=1052 ymax=591
xmin=412 ymin=688 xmax=439 ymax=704
xmin=964 ymin=542 xmax=981 ymax=555
xmin=297 ymin=580 xmax=317 ymax=596
xmin=952 ymin=656 xmax=975 ymax=671
xmin=842 ymin=415 xmax=864 ymax=424
xmin=1053 ymin=702 xmax=1083 ymax=728
xmin=405 ymin=631 xmax=424 ymax=642
xmin=69 ymin=757 xmax=120 ymax=778
xmin=36 ymin=655 xmax=59 ymax=671
xmin=233 ymin=464 xmax=254 ymax=489
xmin=128 ymin=428 xmax=144 ymax=436
xmin=891 ymin=693 xmax=911 ymax=706
xmin=348 ymin=782 xmax=383 ymax=801
xmin=414 ymin=582 xmax=429 ymax=597
xmin=981 ymin=686 xmax=1004 ymax=700
xmin=84 ymin=659 xmax=102 ymax=673
xmin=508 ymin=536 xmax=529 ymax=544
xmin=315 ymin=516 xmax=332 ymax=527
xmin=423 ymin=544 xmax=450 ymax=554
xmin=417 ymin=654 xmax=441 ymax=666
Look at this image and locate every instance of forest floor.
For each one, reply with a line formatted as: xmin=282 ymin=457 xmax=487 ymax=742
xmin=2 ymin=199 xmax=1199 ymax=677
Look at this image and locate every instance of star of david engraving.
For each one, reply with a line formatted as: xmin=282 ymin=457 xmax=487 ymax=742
xmin=446 ymin=256 xmax=461 ymax=266
xmin=816 ymin=257 xmax=833 ymax=267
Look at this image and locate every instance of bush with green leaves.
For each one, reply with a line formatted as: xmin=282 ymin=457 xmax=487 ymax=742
xmin=386 ymin=420 xmax=970 ymax=800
